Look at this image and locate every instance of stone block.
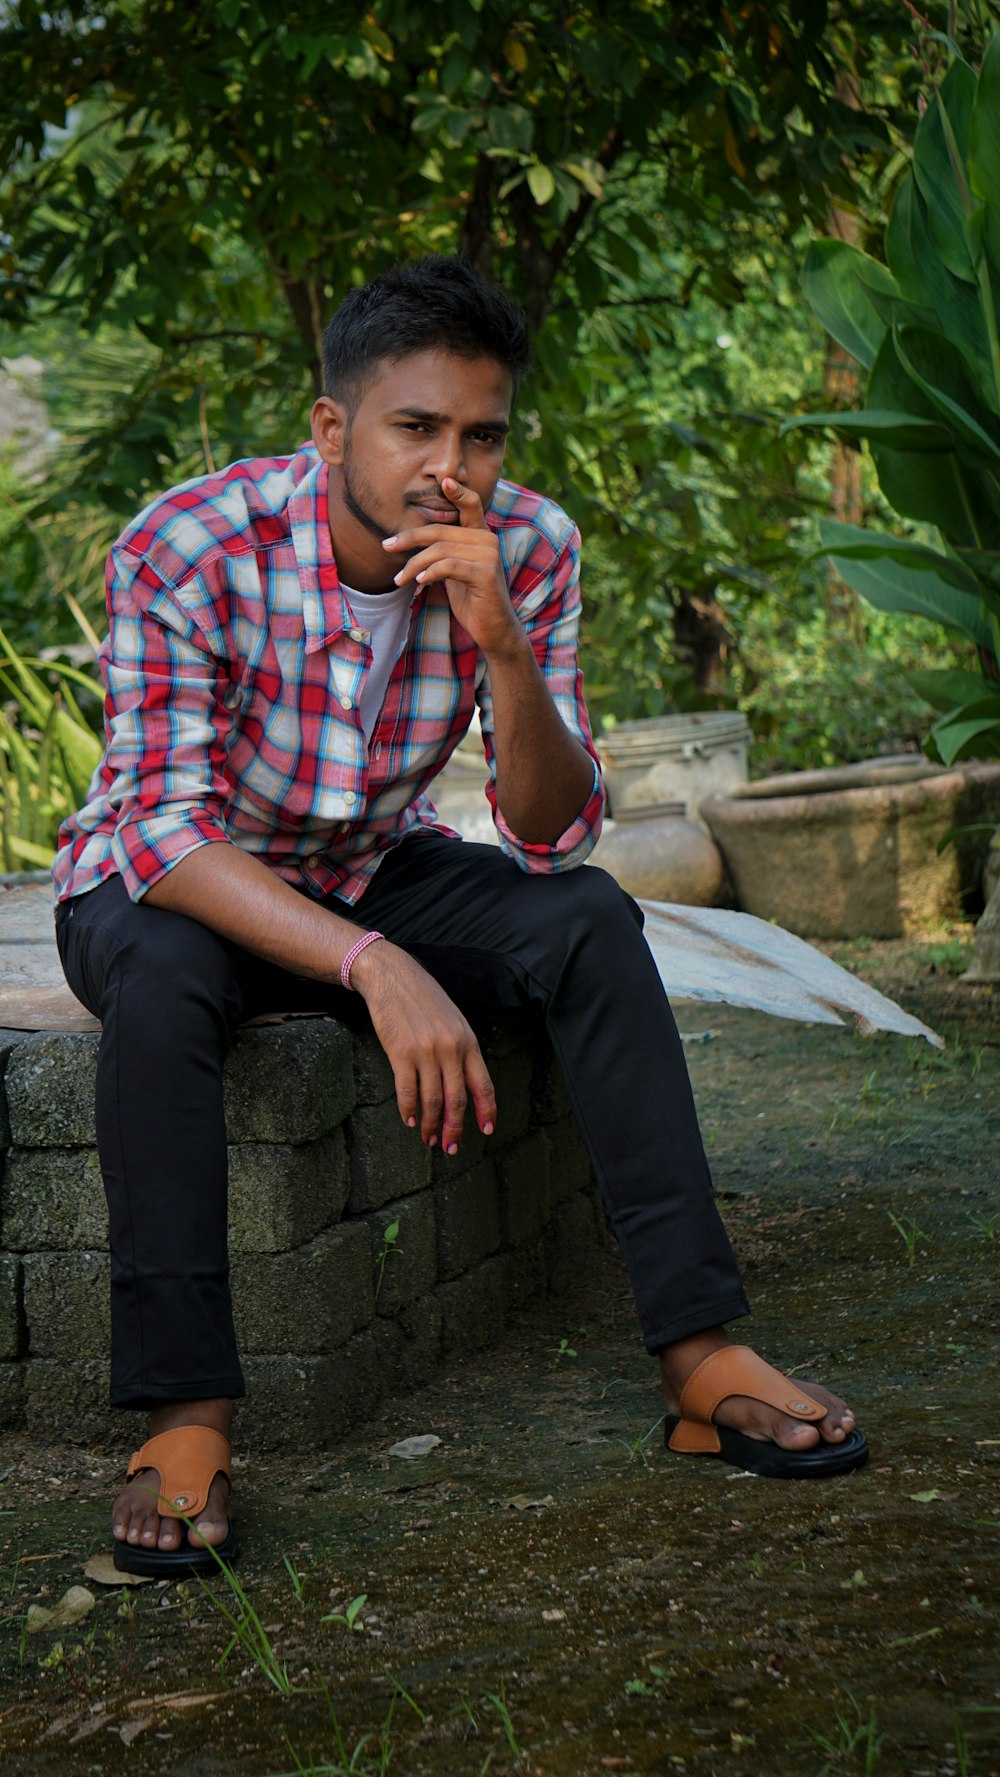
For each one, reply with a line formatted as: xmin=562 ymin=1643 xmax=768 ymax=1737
xmin=496 ymin=1132 xmax=551 ymax=1247
xmin=346 ymin=1102 xmax=432 ymax=1212
xmin=546 ymin=1191 xmax=602 ymax=1297
xmin=488 ymin=1045 xmax=534 ymax=1142
xmin=24 ymin=1358 xmax=118 ymax=1445
xmin=437 ymin=1253 xmax=507 ymax=1356
xmin=22 ymin=1252 xmax=109 ymax=1359
xmin=223 ymin=1021 xmax=355 ymax=1144
xmin=373 ymin=1294 xmax=442 ymax=1398
xmin=0 ymin=1361 xmax=25 ymax=1432
xmin=229 ymin=1132 xmax=349 ymax=1254
xmin=2 ymin=1146 xmax=106 ymax=1250
xmin=546 ymin=1117 xmax=594 ymax=1206
xmin=0 ymin=1032 xmax=29 ymax=1149
xmin=435 ymin=1161 xmax=500 ymax=1282
xmin=4 ymin=1033 xmax=99 ymax=1148
xmin=233 ymin=1222 xmax=374 ymax=1355
xmin=430 ymin=1118 xmax=490 ymax=1181
xmin=530 ymin=1045 xmax=571 ymax=1126
xmin=239 ymin=1331 xmax=381 ymax=1448
xmin=501 ymin=1237 xmax=547 ymax=1315
xmin=0 ymin=1257 xmax=21 ymax=1361
xmin=350 ymin=1023 xmax=396 ymax=1107
xmin=368 ymin=1191 xmax=437 ymax=1317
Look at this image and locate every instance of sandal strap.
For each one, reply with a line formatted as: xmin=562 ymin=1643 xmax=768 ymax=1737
xmin=679 ymin=1346 xmax=827 ymax=1432
xmin=126 ymin=1426 xmax=232 ymax=1521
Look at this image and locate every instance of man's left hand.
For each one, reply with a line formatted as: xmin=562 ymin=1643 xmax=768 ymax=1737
xmin=383 ymin=478 xmax=524 ymax=662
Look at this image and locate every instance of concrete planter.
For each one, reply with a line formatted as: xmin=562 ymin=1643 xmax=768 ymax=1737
xmin=591 ymin=802 xmax=724 ymax=904
xmin=700 ymin=759 xmax=1000 ymax=940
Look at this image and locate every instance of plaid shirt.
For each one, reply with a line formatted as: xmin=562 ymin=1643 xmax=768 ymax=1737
xmin=53 ymin=445 xmax=605 ymax=907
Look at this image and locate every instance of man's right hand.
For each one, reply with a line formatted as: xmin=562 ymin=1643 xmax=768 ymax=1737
xmin=350 ymin=939 xmax=496 ymax=1154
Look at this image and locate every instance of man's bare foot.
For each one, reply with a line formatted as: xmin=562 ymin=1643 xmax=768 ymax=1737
xmin=659 ymin=1328 xmax=855 ymax=1452
xmin=111 ymin=1398 xmax=233 ymax=1554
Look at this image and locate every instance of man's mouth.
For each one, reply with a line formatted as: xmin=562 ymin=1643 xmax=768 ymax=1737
xmin=408 ymin=498 xmax=459 ymax=522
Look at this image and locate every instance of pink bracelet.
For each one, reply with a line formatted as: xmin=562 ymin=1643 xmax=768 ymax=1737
xmin=340 ymin=928 xmax=386 ymax=990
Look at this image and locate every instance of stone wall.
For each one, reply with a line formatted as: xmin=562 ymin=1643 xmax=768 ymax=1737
xmin=0 ymin=1013 xmax=604 ymax=1448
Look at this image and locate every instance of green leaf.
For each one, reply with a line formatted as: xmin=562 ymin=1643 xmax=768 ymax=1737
xmin=912 ymin=59 xmax=978 ymax=283
xmin=866 ymin=334 xmax=992 ymax=542
xmin=526 ymin=162 xmax=555 ymax=205
xmin=820 ymin=549 xmax=997 ymax=650
xmin=893 ymin=324 xmax=1000 ymax=467
xmin=801 ymin=239 xmax=898 ymax=370
xmin=886 ymin=176 xmax=995 ymax=404
xmin=930 ymin=697 xmax=1000 ymax=763
xmin=969 ymin=33 xmax=1000 ymax=210
xmin=908 ymin=666 xmax=991 ymax=711
xmin=783 ymin=408 xmax=953 ymax=449
xmin=814 ymin=522 xmax=979 ymax=592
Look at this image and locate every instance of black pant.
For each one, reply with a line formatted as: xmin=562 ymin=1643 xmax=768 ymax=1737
xmin=54 ymin=832 xmax=749 ymax=1408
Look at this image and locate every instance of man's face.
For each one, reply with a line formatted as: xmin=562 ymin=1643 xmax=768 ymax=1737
xmin=312 ymin=348 xmax=512 ymax=584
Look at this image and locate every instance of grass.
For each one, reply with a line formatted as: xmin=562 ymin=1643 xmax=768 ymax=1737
xmin=886 ymin=1209 xmax=929 ymax=1266
xmin=798 ymin=1691 xmax=885 ymax=1774
xmin=195 ymin=1542 xmax=296 ymax=1695
xmin=279 ymin=1682 xmax=424 ymax=1776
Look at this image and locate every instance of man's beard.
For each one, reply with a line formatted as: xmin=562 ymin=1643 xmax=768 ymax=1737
xmin=341 ymin=449 xmax=393 ymax=546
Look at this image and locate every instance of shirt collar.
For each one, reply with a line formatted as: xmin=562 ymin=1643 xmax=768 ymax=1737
xmin=287 ymin=447 xmax=353 ymax=654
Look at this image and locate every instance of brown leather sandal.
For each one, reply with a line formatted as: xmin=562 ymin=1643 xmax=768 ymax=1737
xmin=664 ymin=1345 xmax=869 ymax=1478
xmin=112 ymin=1425 xmax=237 ymax=1577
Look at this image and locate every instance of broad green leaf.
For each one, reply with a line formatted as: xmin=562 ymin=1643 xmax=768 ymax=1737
xmin=821 ymin=550 xmax=996 ymax=650
xmin=886 ymin=176 xmax=996 ymax=406
xmin=801 ymin=239 xmax=897 ymax=370
xmin=783 ymin=408 xmax=952 ymax=450
xmin=908 ymin=666 xmax=992 ymax=711
xmin=867 ymin=333 xmax=992 ymax=542
xmin=930 ymin=697 xmax=1000 ymax=763
xmin=526 ymin=162 xmax=555 ymax=205
xmin=970 ymin=32 xmax=1000 ymax=210
xmin=894 ymin=324 xmax=1000 ymax=467
xmin=912 ymin=59 xmax=977 ymax=283
xmin=814 ymin=521 xmax=979 ymax=592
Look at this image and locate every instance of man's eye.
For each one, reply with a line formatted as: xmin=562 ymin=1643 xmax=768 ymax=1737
xmin=400 ymin=422 xmax=428 ymax=433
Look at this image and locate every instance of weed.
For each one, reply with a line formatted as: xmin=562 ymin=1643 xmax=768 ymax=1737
xmin=798 ymin=1691 xmax=884 ymax=1775
xmin=280 ymin=1682 xmax=424 ymax=1777
xmin=950 ymin=1709 xmax=971 ymax=1777
xmin=549 ymin=1337 xmax=577 ymax=1368
xmin=966 ymin=1208 xmax=1000 ymax=1240
xmin=483 ymin=1680 xmax=525 ymax=1767
xmin=196 ymin=1547 xmax=295 ymax=1694
xmin=321 ymin=1593 xmax=368 ymax=1633
xmin=576 ymin=1369 xmax=628 ymax=1401
xmin=886 ymin=1209 xmax=929 ymax=1266
xmin=283 ymin=1554 xmax=305 ymax=1604
xmin=616 ymin=1412 xmax=666 ymax=1466
xmin=373 ymin=1221 xmax=401 ymax=1303
xmin=624 ymin=1661 xmax=672 ymax=1698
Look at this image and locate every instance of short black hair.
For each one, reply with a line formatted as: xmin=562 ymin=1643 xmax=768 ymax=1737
xmin=322 ymin=255 xmax=531 ymax=409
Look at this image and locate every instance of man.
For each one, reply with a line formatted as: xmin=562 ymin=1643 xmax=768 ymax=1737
xmin=53 ymin=256 xmax=866 ymax=1578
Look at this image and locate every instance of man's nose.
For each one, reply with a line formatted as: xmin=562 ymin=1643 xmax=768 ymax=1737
xmin=426 ymin=432 xmax=467 ymax=484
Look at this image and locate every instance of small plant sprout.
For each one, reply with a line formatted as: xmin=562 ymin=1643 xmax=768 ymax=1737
xmin=283 ymin=1554 xmax=305 ymax=1603
xmin=616 ymin=1412 xmax=666 ymax=1465
xmin=549 ymin=1337 xmax=577 ymax=1368
xmin=798 ymin=1690 xmax=884 ymax=1775
xmin=966 ymin=1207 xmax=1000 ymax=1241
xmin=194 ymin=1537 xmax=295 ymax=1694
xmin=374 ymin=1221 xmax=401 ymax=1302
xmin=321 ymin=1592 xmax=368 ymax=1633
xmin=483 ymin=1680 xmax=526 ymax=1767
xmin=886 ymin=1210 xmax=929 ymax=1266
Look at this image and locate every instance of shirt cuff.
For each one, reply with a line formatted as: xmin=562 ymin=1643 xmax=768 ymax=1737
xmin=111 ymin=809 xmax=232 ymax=902
xmin=489 ymin=759 xmax=605 ymax=873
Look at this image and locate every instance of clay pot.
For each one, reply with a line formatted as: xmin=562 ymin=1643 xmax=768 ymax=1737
xmin=700 ymin=759 xmax=1000 ymax=939
xmin=592 ymin=802 xmax=724 ymax=904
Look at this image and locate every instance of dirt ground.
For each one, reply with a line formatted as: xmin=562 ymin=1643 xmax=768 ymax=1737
xmin=0 ymin=929 xmax=997 ymax=1777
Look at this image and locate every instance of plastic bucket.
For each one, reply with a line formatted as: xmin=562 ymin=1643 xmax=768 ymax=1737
xmin=598 ymin=712 xmax=750 ymax=816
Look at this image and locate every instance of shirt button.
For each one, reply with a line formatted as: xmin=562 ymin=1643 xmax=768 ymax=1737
xmin=339 ymin=694 xmax=352 ymax=711
xmin=348 ymin=627 xmax=368 ymax=643
xmin=306 ymin=854 xmax=323 ymax=871
xmin=342 ymin=793 xmax=355 ymax=807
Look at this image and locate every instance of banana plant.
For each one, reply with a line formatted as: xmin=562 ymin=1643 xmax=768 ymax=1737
xmin=0 ymin=624 xmax=102 ymax=870
xmin=784 ymin=36 xmax=1000 ymax=765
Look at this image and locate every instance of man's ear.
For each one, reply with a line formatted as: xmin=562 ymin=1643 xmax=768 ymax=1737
xmin=310 ymin=395 xmax=349 ymax=466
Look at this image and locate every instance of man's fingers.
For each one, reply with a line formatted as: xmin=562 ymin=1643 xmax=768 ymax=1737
xmin=441 ymin=476 xmax=486 ymax=528
xmin=465 ymin=1048 xmax=497 ymax=1136
xmin=416 ymin=1061 xmax=445 ymax=1148
xmin=392 ymin=537 xmax=494 ymax=587
xmin=440 ymin=1061 xmax=469 ymax=1157
xmin=394 ymin=1063 xmax=419 ymax=1131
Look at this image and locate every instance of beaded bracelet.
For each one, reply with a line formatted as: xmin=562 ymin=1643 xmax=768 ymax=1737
xmin=340 ymin=928 xmax=386 ymax=991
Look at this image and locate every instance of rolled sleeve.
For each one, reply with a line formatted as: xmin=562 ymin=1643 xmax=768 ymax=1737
xmin=104 ymin=550 xmax=235 ymax=902
xmin=479 ymin=521 xmax=606 ymax=873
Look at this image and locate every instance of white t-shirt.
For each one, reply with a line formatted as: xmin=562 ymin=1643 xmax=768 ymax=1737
xmin=341 ymin=582 xmax=414 ymax=743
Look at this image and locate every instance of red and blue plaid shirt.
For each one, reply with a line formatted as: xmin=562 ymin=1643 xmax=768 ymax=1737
xmin=53 ymin=444 xmax=605 ymax=906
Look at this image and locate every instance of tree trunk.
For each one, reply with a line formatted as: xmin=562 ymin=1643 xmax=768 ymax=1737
xmin=823 ymin=62 xmax=865 ymax=641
